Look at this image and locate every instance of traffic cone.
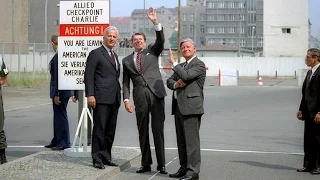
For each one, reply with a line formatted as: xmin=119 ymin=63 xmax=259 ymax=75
xmin=258 ymin=76 xmax=263 ymax=86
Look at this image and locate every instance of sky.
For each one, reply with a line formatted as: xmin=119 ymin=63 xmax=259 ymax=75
xmin=111 ymin=0 xmax=319 ymax=37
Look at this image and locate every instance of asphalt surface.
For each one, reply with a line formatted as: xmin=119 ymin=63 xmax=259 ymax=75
xmin=2 ymin=77 xmax=319 ymax=179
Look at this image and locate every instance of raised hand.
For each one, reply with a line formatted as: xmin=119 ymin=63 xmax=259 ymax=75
xmin=147 ymin=7 xmax=158 ymax=25
xmin=168 ymin=48 xmax=176 ymax=64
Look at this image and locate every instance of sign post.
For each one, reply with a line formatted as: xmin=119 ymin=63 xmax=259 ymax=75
xmin=58 ymin=0 xmax=109 ymax=157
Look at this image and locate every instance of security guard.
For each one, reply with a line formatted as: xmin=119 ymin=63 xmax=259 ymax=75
xmin=0 ymin=57 xmax=8 ymax=164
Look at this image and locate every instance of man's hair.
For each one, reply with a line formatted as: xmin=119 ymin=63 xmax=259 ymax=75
xmin=51 ymin=34 xmax=58 ymax=45
xmin=180 ymin=38 xmax=196 ymax=47
xmin=131 ymin=32 xmax=146 ymax=41
xmin=104 ymin=26 xmax=119 ymax=36
xmin=308 ymin=48 xmax=320 ymax=61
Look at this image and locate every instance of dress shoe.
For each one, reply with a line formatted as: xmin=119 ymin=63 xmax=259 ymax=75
xmin=296 ymin=167 xmax=312 ymax=172
xmin=179 ymin=175 xmax=199 ymax=180
xmin=136 ymin=166 xmax=151 ymax=173
xmin=169 ymin=167 xmax=187 ymax=178
xmin=51 ymin=147 xmax=68 ymax=151
xmin=102 ymin=159 xmax=119 ymax=167
xmin=310 ymin=168 xmax=320 ymax=174
xmin=93 ymin=162 xmax=105 ymax=169
xmin=44 ymin=144 xmax=54 ymax=148
xmin=157 ymin=165 xmax=168 ymax=174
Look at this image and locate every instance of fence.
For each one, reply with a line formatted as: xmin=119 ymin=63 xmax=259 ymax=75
xmin=0 ymin=42 xmax=308 ymax=84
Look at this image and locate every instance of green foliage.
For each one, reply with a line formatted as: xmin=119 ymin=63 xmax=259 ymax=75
xmin=169 ymin=31 xmax=178 ymax=49
xmin=6 ymin=72 xmax=49 ymax=87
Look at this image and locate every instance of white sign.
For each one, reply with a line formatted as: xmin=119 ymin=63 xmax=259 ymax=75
xmin=58 ymin=0 xmax=109 ymax=90
xmin=58 ymin=36 xmax=103 ymax=90
xmin=59 ymin=1 xmax=109 ymax=24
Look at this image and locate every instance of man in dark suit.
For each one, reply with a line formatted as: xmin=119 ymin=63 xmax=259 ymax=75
xmin=297 ymin=48 xmax=320 ymax=175
xmin=122 ymin=7 xmax=167 ymax=174
xmin=45 ymin=34 xmax=77 ymax=151
xmin=167 ymin=38 xmax=206 ymax=180
xmin=84 ymin=26 xmax=121 ymax=169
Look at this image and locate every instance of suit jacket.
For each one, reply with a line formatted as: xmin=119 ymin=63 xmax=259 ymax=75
xmin=299 ymin=66 xmax=320 ymax=119
xmin=84 ymin=46 xmax=121 ymax=106
xmin=122 ymin=29 xmax=167 ymax=103
xmin=49 ymin=53 xmax=72 ymax=99
xmin=167 ymin=57 xmax=206 ymax=116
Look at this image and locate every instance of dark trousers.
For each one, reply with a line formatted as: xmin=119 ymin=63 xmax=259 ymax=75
xmin=135 ymin=87 xmax=165 ymax=166
xmin=174 ymin=101 xmax=201 ymax=174
xmin=92 ymin=102 xmax=119 ymax=163
xmin=50 ymin=98 xmax=70 ymax=148
xmin=303 ymin=110 xmax=320 ymax=169
xmin=0 ymin=91 xmax=6 ymax=149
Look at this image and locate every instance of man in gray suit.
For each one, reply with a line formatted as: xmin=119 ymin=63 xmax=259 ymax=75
xmin=167 ymin=38 xmax=206 ymax=180
xmin=122 ymin=7 xmax=167 ymax=174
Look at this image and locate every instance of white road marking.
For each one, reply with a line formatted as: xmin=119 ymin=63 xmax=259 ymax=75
xmin=7 ymin=145 xmax=303 ymax=156
xmin=148 ymin=157 xmax=178 ymax=180
xmin=5 ymin=103 xmax=51 ymax=112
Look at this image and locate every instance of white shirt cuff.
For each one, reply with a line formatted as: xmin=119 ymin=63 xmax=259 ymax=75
xmin=173 ymin=62 xmax=178 ymax=67
xmin=154 ymin=23 xmax=162 ymax=31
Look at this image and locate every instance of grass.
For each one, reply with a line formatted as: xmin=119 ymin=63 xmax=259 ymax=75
xmin=6 ymin=72 xmax=49 ymax=87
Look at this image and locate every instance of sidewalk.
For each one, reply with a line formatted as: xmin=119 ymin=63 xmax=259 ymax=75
xmin=0 ymin=147 xmax=141 ymax=180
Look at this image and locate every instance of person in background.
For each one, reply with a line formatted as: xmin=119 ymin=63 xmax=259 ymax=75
xmin=45 ymin=34 xmax=77 ymax=151
xmin=296 ymin=48 xmax=320 ymax=175
xmin=0 ymin=57 xmax=9 ymax=164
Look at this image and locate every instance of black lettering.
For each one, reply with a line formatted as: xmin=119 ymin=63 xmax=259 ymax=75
xmin=70 ymin=61 xmax=86 ymax=67
xmin=76 ymin=78 xmax=84 ymax=84
xmin=64 ymin=40 xmax=73 ymax=46
xmin=75 ymin=40 xmax=85 ymax=46
xmin=62 ymin=52 xmax=87 ymax=58
xmin=61 ymin=61 xmax=68 ymax=67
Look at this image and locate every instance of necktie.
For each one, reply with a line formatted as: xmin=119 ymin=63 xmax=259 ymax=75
xmin=136 ymin=52 xmax=141 ymax=72
xmin=183 ymin=62 xmax=188 ymax=69
xmin=110 ymin=50 xmax=117 ymax=70
xmin=306 ymin=70 xmax=312 ymax=87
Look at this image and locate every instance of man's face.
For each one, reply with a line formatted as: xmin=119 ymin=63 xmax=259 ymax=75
xmin=132 ymin=35 xmax=146 ymax=52
xmin=51 ymin=42 xmax=58 ymax=52
xmin=181 ymin=41 xmax=196 ymax=59
xmin=305 ymin=51 xmax=318 ymax=67
xmin=103 ymin=30 xmax=118 ymax=49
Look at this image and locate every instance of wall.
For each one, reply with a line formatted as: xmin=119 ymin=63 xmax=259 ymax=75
xmin=2 ymin=53 xmax=307 ymax=77
xmin=263 ymin=0 xmax=308 ymax=57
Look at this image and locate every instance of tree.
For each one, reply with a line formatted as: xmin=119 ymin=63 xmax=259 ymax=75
xmin=169 ymin=31 xmax=178 ymax=49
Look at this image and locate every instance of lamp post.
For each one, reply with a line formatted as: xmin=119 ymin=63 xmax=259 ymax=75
xmin=251 ymin=26 xmax=255 ymax=51
xmin=45 ymin=0 xmax=48 ymax=45
xmin=178 ymin=0 xmax=181 ymax=63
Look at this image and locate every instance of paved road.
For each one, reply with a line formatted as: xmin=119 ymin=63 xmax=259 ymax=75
xmin=2 ymin=78 xmax=319 ymax=179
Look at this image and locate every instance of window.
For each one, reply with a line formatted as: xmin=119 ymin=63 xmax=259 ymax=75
xmin=228 ymin=27 xmax=236 ymax=33
xmin=207 ymin=1 xmax=214 ymax=8
xmin=183 ymin=14 xmax=187 ymax=21
xmin=54 ymin=20 xmax=59 ymax=26
xmin=207 ymin=27 xmax=215 ymax=34
xmin=189 ymin=14 xmax=195 ymax=21
xmin=200 ymin=14 xmax=205 ymax=21
xmin=240 ymin=39 xmax=246 ymax=47
xmin=200 ymin=25 xmax=205 ymax=34
xmin=282 ymin=28 xmax=291 ymax=34
xmin=218 ymin=27 xmax=225 ymax=33
xmin=258 ymin=38 xmax=263 ymax=47
xmin=190 ymin=25 xmax=195 ymax=34
xmin=182 ymin=25 xmax=187 ymax=33
xmin=218 ymin=2 xmax=225 ymax=8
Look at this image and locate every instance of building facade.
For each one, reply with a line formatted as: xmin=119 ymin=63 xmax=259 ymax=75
xmin=0 ymin=0 xmax=29 ymax=53
xmin=263 ymin=0 xmax=308 ymax=57
xmin=204 ymin=0 xmax=263 ymax=54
